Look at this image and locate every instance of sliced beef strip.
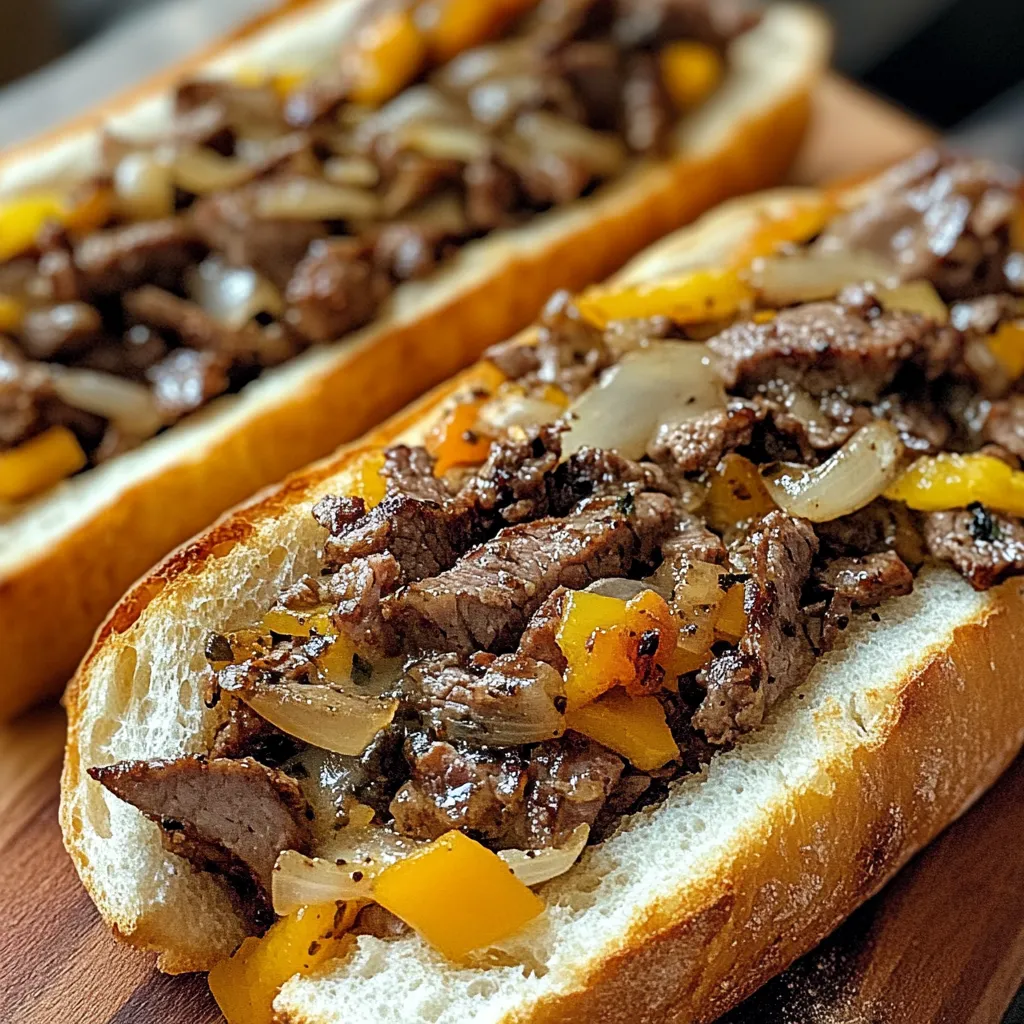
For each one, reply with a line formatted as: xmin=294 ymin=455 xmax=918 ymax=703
xmin=74 ymin=218 xmax=201 ymax=295
xmin=191 ymin=189 xmax=326 ymax=289
xmin=517 ymin=587 xmax=570 ymax=672
xmin=814 ymin=149 xmax=1022 ymax=301
xmin=814 ymin=550 xmax=914 ymax=648
xmin=922 ymin=507 xmax=1024 ymax=590
xmin=694 ymin=511 xmax=818 ymax=745
xmin=658 ymin=511 xmax=727 ymax=569
xmin=382 ymin=445 xmax=451 ymax=504
xmin=403 ymin=651 xmax=566 ymax=746
xmin=817 ymin=499 xmax=928 ymax=570
xmin=321 ymin=552 xmax=403 ymax=652
xmin=89 ymin=756 xmax=312 ymax=901
xmin=648 ymin=401 xmax=763 ymax=474
xmin=708 ymin=301 xmax=960 ymax=403
xmin=389 ymin=734 xmax=528 ymax=843
xmin=19 ymin=302 xmax=102 ymax=361
xmin=983 ymin=395 xmax=1024 ymax=460
xmin=387 ymin=492 xmax=676 ymax=654
xmin=509 ymin=733 xmax=625 ymax=849
xmin=210 ymin=696 xmax=298 ymax=766
xmin=872 ymin=393 xmax=953 ymax=454
xmin=532 ymin=290 xmax=612 ymax=397
xmin=284 ymin=239 xmax=392 ymax=343
xmin=146 ymin=347 xmax=231 ymax=420
xmin=124 ymin=286 xmax=282 ymax=364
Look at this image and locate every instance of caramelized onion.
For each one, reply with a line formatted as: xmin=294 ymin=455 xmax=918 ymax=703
xmin=514 ymin=111 xmax=626 ymax=177
xmin=323 ymin=156 xmax=380 ymax=188
xmin=186 ymin=259 xmax=283 ymax=328
xmin=397 ymin=122 xmax=490 ymax=162
xmin=877 ymin=281 xmax=949 ymax=323
xmin=584 ymin=578 xmax=651 ymax=601
xmin=113 ymin=152 xmax=174 ymax=220
xmin=49 ymin=368 xmax=163 ymax=437
xmin=749 ymin=250 xmax=898 ymax=306
xmin=478 ymin=391 xmax=565 ymax=432
xmin=172 ymin=147 xmax=255 ymax=194
xmin=242 ymin=682 xmax=398 ymax=756
xmin=272 ymin=849 xmax=375 ymax=917
xmin=255 ymin=178 xmax=380 ymax=221
xmin=762 ymin=420 xmax=905 ymax=522
xmin=561 ymin=342 xmax=725 ymax=460
xmin=498 ymin=824 xmax=590 ymax=886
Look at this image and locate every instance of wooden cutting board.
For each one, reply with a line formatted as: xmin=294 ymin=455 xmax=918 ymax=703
xmin=10 ymin=78 xmax=1016 ymax=1024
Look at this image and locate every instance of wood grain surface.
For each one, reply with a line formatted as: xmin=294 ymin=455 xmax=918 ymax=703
xmin=6 ymin=77 xmax=1013 ymax=1024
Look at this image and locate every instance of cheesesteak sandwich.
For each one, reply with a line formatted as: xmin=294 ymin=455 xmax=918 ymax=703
xmin=0 ymin=0 xmax=827 ymax=718
xmin=63 ymin=148 xmax=1024 ymax=1024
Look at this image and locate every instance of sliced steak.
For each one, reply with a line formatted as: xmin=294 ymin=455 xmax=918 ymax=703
xmin=984 ymin=396 xmax=1024 ymax=460
xmin=404 ymin=651 xmax=566 ymax=746
xmin=74 ymin=219 xmax=201 ymax=295
xmin=191 ymin=190 xmax=325 ymax=289
xmin=382 ymin=444 xmax=451 ymax=504
xmin=708 ymin=301 xmax=960 ymax=403
xmin=511 ymin=734 xmax=625 ymax=849
xmin=923 ymin=506 xmax=1024 ymax=590
xmin=146 ymin=348 xmax=231 ymax=419
xmin=89 ymin=756 xmax=312 ymax=901
xmin=695 ymin=512 xmax=818 ymax=745
xmin=658 ymin=511 xmax=728 ymax=569
xmin=321 ymin=552 xmax=402 ymax=651
xmin=388 ymin=492 xmax=676 ymax=654
xmin=649 ymin=401 xmax=762 ymax=474
xmin=389 ymin=735 xmax=527 ymax=843
xmin=517 ymin=587 xmax=570 ymax=672
xmin=285 ymin=239 xmax=391 ymax=343
xmin=814 ymin=149 xmax=1022 ymax=300
xmin=209 ymin=697 xmax=297 ymax=766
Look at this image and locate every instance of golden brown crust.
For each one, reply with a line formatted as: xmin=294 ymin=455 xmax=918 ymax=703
xmin=1 ymin=2 xmax=824 ymax=720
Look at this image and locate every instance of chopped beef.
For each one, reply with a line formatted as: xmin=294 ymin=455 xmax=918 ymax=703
xmin=872 ymin=393 xmax=953 ymax=453
xmin=372 ymin=221 xmax=450 ymax=281
xmin=210 ymin=696 xmax=297 ymax=766
xmin=532 ymin=290 xmax=612 ymax=397
xmin=648 ymin=401 xmax=762 ymax=474
xmin=950 ymin=293 xmax=1021 ymax=335
xmin=510 ymin=733 xmax=624 ymax=849
xmin=922 ymin=507 xmax=1024 ymax=590
xmin=74 ymin=219 xmax=201 ymax=295
xmin=556 ymin=446 xmax=678 ymax=506
xmin=517 ymin=587 xmax=570 ymax=672
xmin=191 ymin=190 xmax=325 ymax=289
xmin=814 ymin=149 xmax=1022 ymax=300
xmin=464 ymin=157 xmax=520 ymax=230
xmin=483 ymin=337 xmax=542 ymax=379
xmin=389 ymin=735 xmax=527 ymax=843
xmin=218 ymin=634 xmax=330 ymax=694
xmin=284 ymin=239 xmax=392 ymax=343
xmin=815 ymin=551 xmax=914 ymax=648
xmin=124 ymin=286 xmax=276 ymax=362
xmin=403 ymin=651 xmax=566 ymax=746
xmin=89 ymin=756 xmax=312 ymax=902
xmin=388 ymin=492 xmax=675 ymax=654
xmin=321 ymin=553 xmax=402 ymax=651
xmin=983 ymin=396 xmax=1024 ymax=460
xmin=19 ymin=302 xmax=102 ymax=361
xmin=146 ymin=348 xmax=231 ymax=419
xmin=708 ymin=301 xmax=960 ymax=403
xmin=694 ymin=512 xmax=817 ymax=745
xmin=382 ymin=445 xmax=451 ymax=503
xmin=658 ymin=511 xmax=728 ymax=568
xmin=817 ymin=500 xmax=928 ymax=570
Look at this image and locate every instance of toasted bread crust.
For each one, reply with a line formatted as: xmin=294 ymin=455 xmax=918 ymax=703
xmin=0 ymin=2 xmax=827 ymax=719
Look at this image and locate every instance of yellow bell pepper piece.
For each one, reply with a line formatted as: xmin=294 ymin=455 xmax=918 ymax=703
xmin=316 ymin=635 xmax=360 ymax=684
xmin=0 ymin=426 xmax=87 ymax=502
xmin=0 ymin=193 xmax=64 ymax=262
xmin=233 ymin=66 xmax=308 ymax=100
xmin=885 ymin=452 xmax=1024 ymax=517
xmin=659 ymin=41 xmax=723 ymax=111
xmin=350 ymin=10 xmax=427 ymax=107
xmin=349 ymin=449 xmax=387 ymax=508
xmin=373 ymin=830 xmax=544 ymax=960
xmin=987 ymin=320 xmax=1024 ymax=380
xmin=713 ymin=583 xmax=747 ymax=642
xmin=728 ymin=200 xmax=837 ymax=269
xmin=566 ymin=689 xmax=678 ymax=772
xmin=425 ymin=0 xmax=537 ymax=61
xmin=557 ymin=591 xmax=637 ymax=709
xmin=576 ymin=267 xmax=752 ymax=329
xmin=0 ymin=294 xmax=24 ymax=333
xmin=209 ymin=902 xmax=357 ymax=1024
xmin=64 ymin=185 xmax=114 ymax=236
xmin=425 ymin=397 xmax=492 ymax=475
xmin=704 ymin=453 xmax=778 ymax=533
xmin=263 ymin=607 xmax=335 ymax=638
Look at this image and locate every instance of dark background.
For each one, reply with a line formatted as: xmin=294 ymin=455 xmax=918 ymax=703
xmin=0 ymin=0 xmax=1022 ymax=1018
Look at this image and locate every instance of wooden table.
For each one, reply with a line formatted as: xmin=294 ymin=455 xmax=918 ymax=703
xmin=5 ymin=78 xmax=1016 ymax=1024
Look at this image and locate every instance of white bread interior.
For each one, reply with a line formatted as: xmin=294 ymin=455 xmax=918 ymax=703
xmin=61 ymin=178 xmax=1024 ymax=1024
xmin=0 ymin=1 xmax=829 ymax=717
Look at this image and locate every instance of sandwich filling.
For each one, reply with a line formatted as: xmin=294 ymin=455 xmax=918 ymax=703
xmin=92 ymin=150 xmax=1024 ymax=964
xmin=0 ymin=0 xmax=758 ymax=506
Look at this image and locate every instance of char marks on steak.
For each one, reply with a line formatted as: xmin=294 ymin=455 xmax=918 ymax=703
xmin=923 ymin=507 xmax=1024 ymax=590
xmin=89 ymin=756 xmax=312 ymax=904
xmin=814 ymin=149 xmax=1022 ymax=300
xmin=387 ymin=492 xmax=675 ymax=654
xmin=708 ymin=300 xmax=960 ymax=403
xmin=695 ymin=512 xmax=818 ymax=745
